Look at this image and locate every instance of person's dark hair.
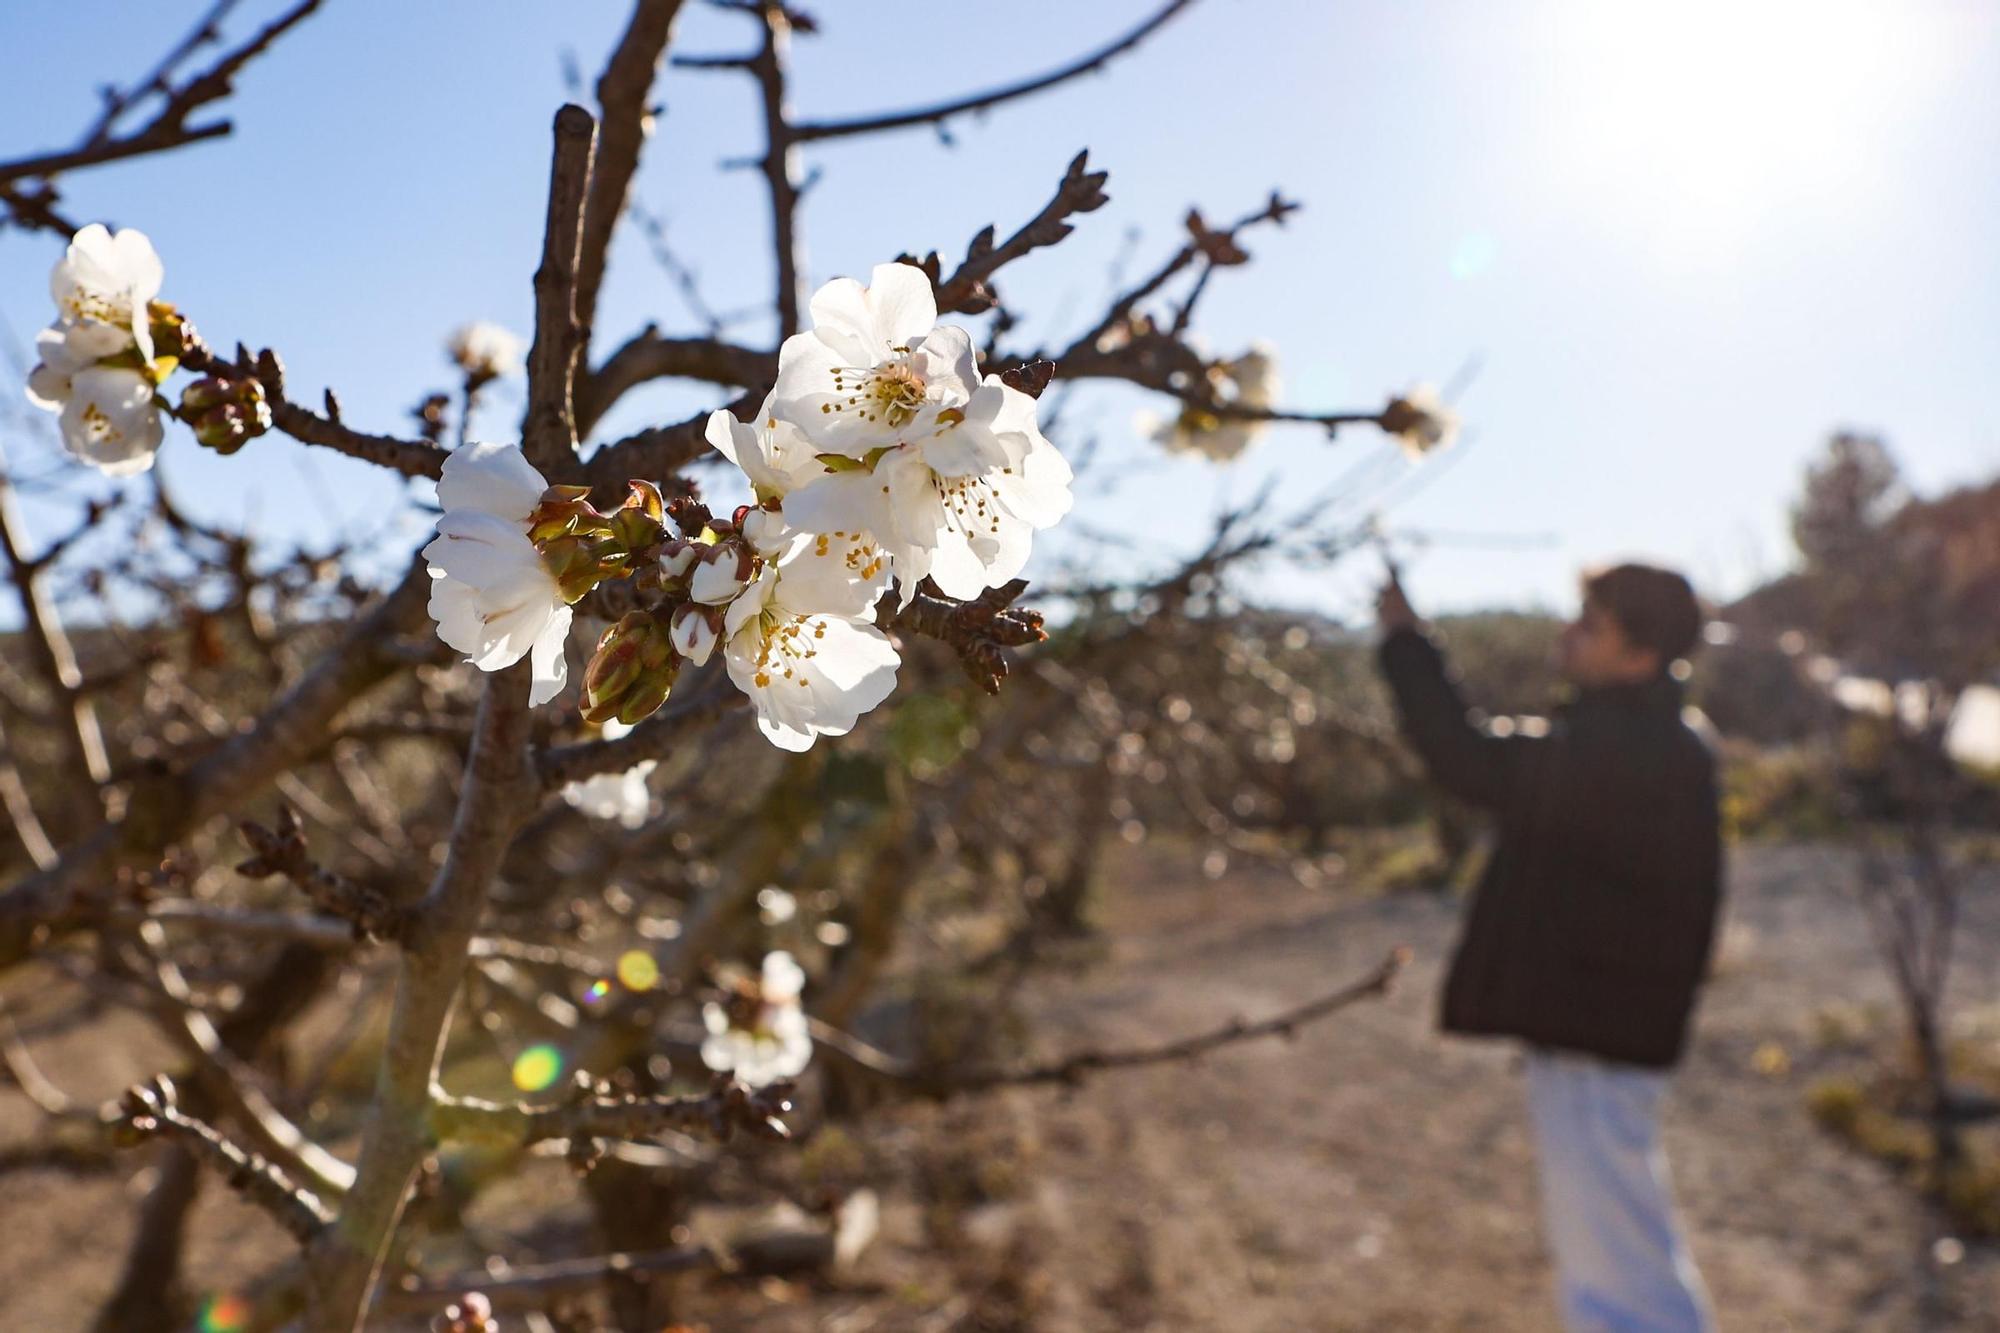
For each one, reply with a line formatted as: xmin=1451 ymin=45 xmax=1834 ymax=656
xmin=1582 ymin=563 xmax=1703 ymax=667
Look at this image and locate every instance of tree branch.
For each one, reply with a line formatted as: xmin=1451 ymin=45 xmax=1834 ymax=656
xmin=578 ymin=328 xmax=775 ymax=437
xmin=302 ymin=671 xmax=539 ymax=1330
xmin=887 ymin=579 xmax=1047 ymax=695
xmin=0 ymin=557 xmax=431 ymax=973
xmin=0 ymin=0 xmax=325 ymax=216
xmin=812 ymin=948 xmax=1409 ymax=1095
xmin=236 ymin=806 xmax=407 ymax=943
xmin=302 ymin=107 xmax=598 ymax=1332
xmin=790 ymin=0 xmax=1196 ymax=143
xmin=575 ymin=0 xmax=689 ymax=343
xmin=385 ymin=1247 xmax=715 ymax=1312
xmin=751 ymin=6 xmax=805 ymax=338
xmin=428 ymin=1077 xmax=793 ymax=1150
xmin=523 ymin=105 xmax=599 ymax=474
xmin=929 ymin=150 xmax=1110 ymax=315
xmin=577 ymin=403 xmax=734 ymax=492
xmin=0 ymin=445 xmax=110 ymax=815
xmin=185 ymin=345 xmax=446 ymax=477
xmin=117 ymin=1076 xmax=332 ymax=1244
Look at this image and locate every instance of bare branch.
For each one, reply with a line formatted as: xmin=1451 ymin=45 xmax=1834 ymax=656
xmin=0 ymin=0 xmax=326 ymax=215
xmin=385 ymin=1247 xmax=714 ymax=1311
xmin=575 ymin=0 xmax=690 ymax=341
xmin=523 ymin=105 xmax=600 ymax=474
xmin=0 ymin=443 xmax=111 ymax=811
xmin=930 ymin=150 xmax=1111 ymax=315
xmin=577 ymin=403 xmax=737 ymax=492
xmin=887 ymin=579 xmax=1048 ymax=695
xmin=185 ymin=345 xmax=447 ymax=477
xmin=117 ymin=1076 xmax=332 ymax=1244
xmin=429 ymin=1076 xmax=794 ymax=1150
xmin=0 ymin=558 xmax=431 ymax=972
xmin=236 ymin=806 xmax=407 ymax=943
xmin=303 ymin=670 xmax=540 ymax=1330
xmin=813 ymin=948 xmax=1409 ymax=1095
xmin=578 ymin=329 xmax=775 ymax=436
xmin=790 ymin=0 xmax=1198 ymax=143
xmin=303 ymin=110 xmax=596 ymax=1331
xmin=750 ymin=7 xmax=806 ymax=337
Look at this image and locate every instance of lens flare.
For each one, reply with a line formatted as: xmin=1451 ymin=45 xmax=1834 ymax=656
xmin=616 ymin=949 xmax=659 ymax=991
xmin=1449 ymin=231 xmax=1498 ymax=281
xmin=511 ymin=1043 xmax=563 ymax=1092
xmin=198 ymin=1294 xmax=252 ymax=1333
xmin=581 ymin=978 xmax=612 ymax=1006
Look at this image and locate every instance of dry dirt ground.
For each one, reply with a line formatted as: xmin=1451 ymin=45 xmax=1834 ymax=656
xmin=3 ymin=840 xmax=1999 ymax=1331
xmin=945 ymin=839 xmax=2000 ymax=1333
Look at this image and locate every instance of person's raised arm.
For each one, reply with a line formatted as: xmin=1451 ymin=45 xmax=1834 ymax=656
xmin=1373 ymin=570 xmax=1527 ymax=810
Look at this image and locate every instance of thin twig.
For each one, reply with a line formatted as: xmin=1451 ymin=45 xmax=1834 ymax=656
xmin=117 ymin=1076 xmax=331 ymax=1244
xmin=789 ymin=0 xmax=1198 ymax=143
xmin=812 ymin=948 xmax=1409 ymax=1095
xmin=0 ymin=0 xmax=325 ymax=207
xmin=574 ymin=0 xmax=689 ymax=342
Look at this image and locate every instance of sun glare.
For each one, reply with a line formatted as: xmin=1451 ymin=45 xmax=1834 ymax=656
xmin=1547 ymin=1 xmax=1941 ymax=256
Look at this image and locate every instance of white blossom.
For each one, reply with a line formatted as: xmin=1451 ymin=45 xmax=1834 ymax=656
xmin=770 ymin=263 xmax=985 ymax=459
xmin=1142 ymin=344 xmax=1280 ymax=462
xmin=689 ymin=541 xmax=755 ymax=606
xmin=700 ymin=951 xmax=812 ymax=1087
xmin=1384 ymin=384 xmax=1460 ymax=460
xmin=705 ymin=401 xmax=828 ymax=503
xmin=761 ymin=264 xmax=1071 ymax=607
xmin=448 ymin=321 xmax=526 ymax=381
xmin=54 ymin=365 xmax=164 ymax=477
xmin=782 ymin=372 xmax=1071 ymax=606
xmin=560 ymin=719 xmax=656 ymax=828
xmin=423 ymin=442 xmax=572 ymax=706
xmin=669 ymin=602 xmax=720 ymax=666
xmin=26 ymin=226 xmax=172 ymax=476
xmin=49 ymin=224 xmax=163 ymax=363
xmin=718 ymin=514 xmax=898 ymax=753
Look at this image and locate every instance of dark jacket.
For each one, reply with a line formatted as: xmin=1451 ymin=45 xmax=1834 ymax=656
xmin=1377 ymin=627 xmax=1722 ymax=1069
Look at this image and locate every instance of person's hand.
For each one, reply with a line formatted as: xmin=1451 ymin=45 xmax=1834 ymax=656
xmin=1376 ymin=574 xmax=1419 ymax=635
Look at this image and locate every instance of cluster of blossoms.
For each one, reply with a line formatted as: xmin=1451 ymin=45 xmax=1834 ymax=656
xmin=27 ymin=226 xmax=174 ymax=475
xmin=25 ymin=225 xmax=269 ymax=475
xmin=447 ymin=321 xmax=527 ymax=387
xmin=427 ymin=262 xmax=1074 ymax=751
xmin=700 ymin=951 xmax=812 ymax=1088
xmin=1139 ymin=343 xmax=1281 ymax=462
xmin=1381 ymin=384 xmax=1460 ymax=460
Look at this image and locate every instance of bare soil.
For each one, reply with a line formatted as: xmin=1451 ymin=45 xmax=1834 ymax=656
xmin=3 ymin=840 xmax=1998 ymax=1331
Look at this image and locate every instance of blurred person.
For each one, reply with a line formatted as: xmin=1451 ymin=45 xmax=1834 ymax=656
xmin=1375 ymin=562 xmax=1721 ymax=1333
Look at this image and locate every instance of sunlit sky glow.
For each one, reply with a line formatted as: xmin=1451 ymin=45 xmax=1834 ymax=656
xmin=3 ymin=1 xmax=1994 ymax=624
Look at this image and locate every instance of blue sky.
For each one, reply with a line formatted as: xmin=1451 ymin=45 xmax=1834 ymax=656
xmin=4 ymin=0 xmax=1996 ymax=623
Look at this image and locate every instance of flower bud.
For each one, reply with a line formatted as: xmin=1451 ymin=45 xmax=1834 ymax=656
xmin=146 ymin=301 xmax=204 ymax=365
xmin=582 ymin=612 xmax=678 ymax=725
xmin=658 ymin=538 xmax=698 ymax=582
xmin=670 ymin=602 xmax=721 ymax=666
xmin=179 ymin=376 xmax=235 ymax=416
xmin=624 ymin=478 xmax=666 ymax=522
xmin=609 ymin=504 xmax=664 ymax=554
xmin=182 ymin=376 xmax=272 ymax=455
xmin=689 ymin=538 xmax=755 ymax=606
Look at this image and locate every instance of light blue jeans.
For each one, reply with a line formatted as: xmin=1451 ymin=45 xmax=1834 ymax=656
xmin=1526 ymin=1050 xmax=1714 ymax=1333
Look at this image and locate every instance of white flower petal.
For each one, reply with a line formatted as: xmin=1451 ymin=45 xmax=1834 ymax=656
xmin=436 ymin=441 xmax=549 ymax=524
xmin=57 ymin=366 xmax=160 ymax=476
xmin=528 ymin=606 xmax=572 ymax=706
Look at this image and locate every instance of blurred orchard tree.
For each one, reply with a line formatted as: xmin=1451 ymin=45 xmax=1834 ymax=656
xmin=0 ymin=2 xmax=1451 ymax=1329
